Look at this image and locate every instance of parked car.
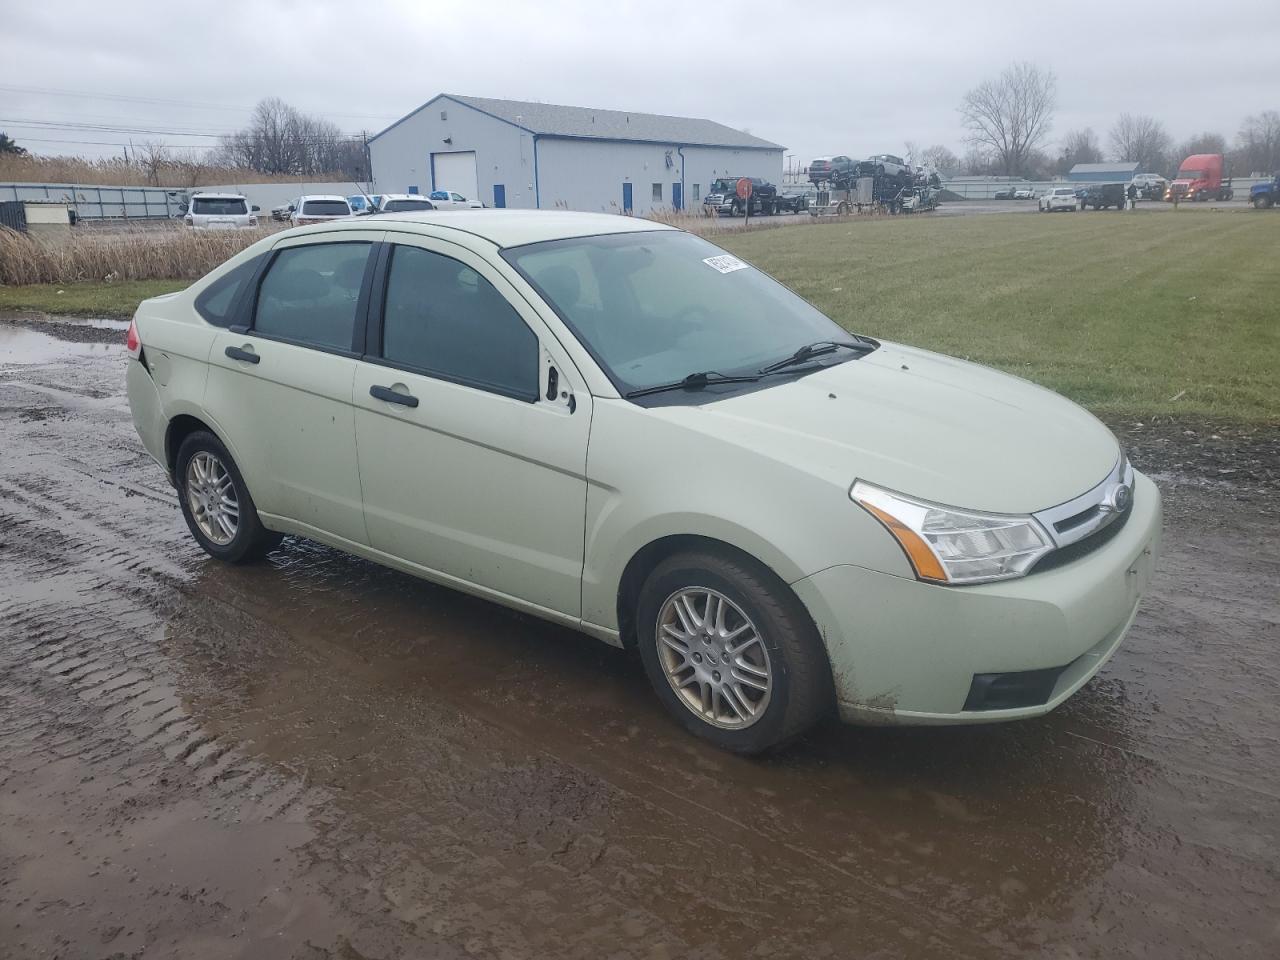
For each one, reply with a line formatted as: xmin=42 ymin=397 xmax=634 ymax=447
xmin=702 ymin=177 xmax=779 ymax=216
xmin=183 ymin=193 xmax=259 ymax=230
xmin=124 ymin=211 xmax=1160 ymax=754
xmin=428 ymin=190 xmax=485 ymax=209
xmin=347 ymin=195 xmax=376 ymax=215
xmin=1013 ymin=187 xmax=1036 ymax=200
xmin=993 ymin=186 xmax=1016 ymax=200
xmin=375 ymin=194 xmax=439 ymax=213
xmin=1130 ymin=173 xmax=1166 ymax=200
xmin=270 ymin=203 xmax=291 ymax=222
xmin=1081 ymin=183 xmax=1127 ymax=210
xmin=289 ymin=195 xmax=353 ymax=226
xmin=1038 ymin=187 xmax=1079 ymax=212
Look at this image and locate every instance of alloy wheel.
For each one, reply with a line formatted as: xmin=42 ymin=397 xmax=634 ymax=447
xmin=656 ymin=587 xmax=772 ymax=729
xmin=185 ymin=451 xmax=239 ymax=545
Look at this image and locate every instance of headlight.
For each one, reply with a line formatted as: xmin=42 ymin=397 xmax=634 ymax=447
xmin=851 ymin=481 xmax=1053 ymax=585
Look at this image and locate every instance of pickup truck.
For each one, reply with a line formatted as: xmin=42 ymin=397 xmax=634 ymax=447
xmin=702 ymin=177 xmax=779 ymax=216
xmin=1250 ymin=175 xmax=1279 ymax=209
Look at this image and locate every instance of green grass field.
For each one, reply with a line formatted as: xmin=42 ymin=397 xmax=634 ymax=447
xmin=721 ymin=211 xmax=1279 ymax=422
xmin=0 ymin=279 xmax=185 ymax=318
xmin=1 ymin=211 xmax=1276 ymax=422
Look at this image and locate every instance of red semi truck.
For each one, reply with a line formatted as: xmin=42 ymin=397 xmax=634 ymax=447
xmin=1166 ymin=153 xmax=1234 ymax=202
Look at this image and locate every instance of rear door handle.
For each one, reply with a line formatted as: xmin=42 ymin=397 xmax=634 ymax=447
xmin=370 ymin=384 xmax=419 ymax=408
xmin=224 ymin=345 xmax=260 ymax=364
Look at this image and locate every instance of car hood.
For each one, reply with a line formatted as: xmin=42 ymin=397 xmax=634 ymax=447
xmin=655 ymin=341 xmax=1120 ymax=514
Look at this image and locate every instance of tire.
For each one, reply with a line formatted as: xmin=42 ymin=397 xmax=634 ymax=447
xmin=175 ymin=430 xmax=281 ymax=564
xmin=636 ymin=550 xmax=833 ymax=754
xmin=731 ymin=200 xmax=742 ymax=217
xmin=1255 ymin=195 xmax=1273 ymax=210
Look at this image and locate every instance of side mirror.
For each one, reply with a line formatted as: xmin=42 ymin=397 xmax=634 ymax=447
xmin=251 ymin=205 xmax=261 ymax=212
xmin=288 ymin=205 xmax=295 ymax=213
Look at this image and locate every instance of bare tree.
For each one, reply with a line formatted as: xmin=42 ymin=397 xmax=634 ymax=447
xmin=216 ymin=97 xmax=364 ymax=178
xmin=959 ymin=62 xmax=1057 ymax=176
xmin=920 ymin=144 xmax=959 ymax=175
xmin=1109 ymin=113 xmax=1171 ymax=173
xmin=136 ymin=140 xmax=169 ymax=186
xmin=1235 ymin=110 xmax=1280 ymax=175
xmin=961 ymin=146 xmax=998 ymax=176
xmin=1055 ymin=128 xmax=1102 ymax=175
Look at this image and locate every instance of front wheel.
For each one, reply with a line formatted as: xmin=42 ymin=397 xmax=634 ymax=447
xmin=176 ymin=431 xmax=281 ymax=563
xmin=636 ymin=550 xmax=833 ymax=754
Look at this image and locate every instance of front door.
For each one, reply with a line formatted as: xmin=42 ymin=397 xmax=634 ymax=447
xmin=204 ymin=234 xmax=380 ymax=545
xmin=622 ymin=181 xmax=633 ymax=213
xmin=672 ymin=182 xmax=683 ymax=210
xmin=352 ymin=235 xmax=590 ymax=617
xmin=493 ymin=184 xmax=506 ymax=208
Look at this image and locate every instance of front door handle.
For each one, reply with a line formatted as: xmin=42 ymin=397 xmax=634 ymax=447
xmin=370 ymin=384 xmax=419 ymax=408
xmin=224 ymin=345 xmax=260 ymax=364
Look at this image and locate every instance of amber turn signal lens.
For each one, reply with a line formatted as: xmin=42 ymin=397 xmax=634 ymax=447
xmin=859 ymin=501 xmax=949 ymax=583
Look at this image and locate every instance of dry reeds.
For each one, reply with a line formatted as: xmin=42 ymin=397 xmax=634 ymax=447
xmin=0 ymin=225 xmax=269 ymax=286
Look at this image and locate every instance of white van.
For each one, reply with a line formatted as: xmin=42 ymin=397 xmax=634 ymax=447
xmin=184 ymin=193 xmax=259 ymax=230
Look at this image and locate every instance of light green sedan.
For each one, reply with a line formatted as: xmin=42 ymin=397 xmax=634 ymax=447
xmin=125 ymin=210 xmax=1161 ymax=753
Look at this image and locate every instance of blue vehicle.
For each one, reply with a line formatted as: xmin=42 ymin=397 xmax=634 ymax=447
xmin=1250 ymin=175 xmax=1279 ymax=209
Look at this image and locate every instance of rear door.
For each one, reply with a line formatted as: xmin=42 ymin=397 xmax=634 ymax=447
xmin=204 ymin=232 xmax=382 ymax=545
xmin=352 ymin=233 xmax=590 ymax=617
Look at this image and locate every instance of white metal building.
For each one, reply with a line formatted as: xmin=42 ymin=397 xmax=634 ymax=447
xmin=368 ymin=94 xmax=784 ymax=214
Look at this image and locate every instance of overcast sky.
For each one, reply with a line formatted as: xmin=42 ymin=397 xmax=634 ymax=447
xmin=3 ymin=0 xmax=1277 ymax=170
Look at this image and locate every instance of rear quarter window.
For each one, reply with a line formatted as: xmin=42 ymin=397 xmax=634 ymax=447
xmin=194 ymin=256 xmax=263 ymax=327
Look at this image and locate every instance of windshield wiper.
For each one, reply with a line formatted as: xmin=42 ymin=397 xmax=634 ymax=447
xmin=624 ymin=370 xmax=760 ymax=399
xmin=759 ymin=338 xmax=877 ymax=375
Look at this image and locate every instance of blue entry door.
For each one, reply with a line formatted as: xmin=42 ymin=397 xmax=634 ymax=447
xmin=672 ymin=182 xmax=683 ymax=210
xmin=493 ymin=184 xmax=506 ymax=208
xmin=622 ymin=182 xmax=633 ymax=213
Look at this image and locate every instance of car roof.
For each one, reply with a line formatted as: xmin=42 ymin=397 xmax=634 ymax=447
xmin=298 ymin=195 xmax=349 ymax=201
xmin=190 ymin=192 xmax=246 ymax=199
xmin=306 ymin=210 xmax=678 ymax=249
xmin=379 ymin=193 xmax=431 ymax=201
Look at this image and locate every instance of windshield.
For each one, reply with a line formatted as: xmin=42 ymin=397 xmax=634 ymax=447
xmin=1176 ymin=170 xmax=1205 ymax=180
xmin=381 ymin=199 xmax=435 ymax=212
xmin=505 ymin=231 xmax=859 ymax=395
xmin=192 ymin=197 xmax=247 ymax=215
xmin=709 ymin=179 xmax=735 ymax=193
xmin=301 ymin=200 xmax=350 ymax=216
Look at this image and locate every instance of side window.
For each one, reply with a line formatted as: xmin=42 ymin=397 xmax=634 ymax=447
xmin=195 ymin=256 xmax=261 ymax=327
xmin=381 ymin=245 xmax=538 ymax=402
xmin=253 ymin=242 xmax=371 ymax=351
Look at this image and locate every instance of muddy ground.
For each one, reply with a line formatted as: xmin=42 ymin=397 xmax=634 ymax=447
xmin=1 ymin=313 xmax=1277 ymax=960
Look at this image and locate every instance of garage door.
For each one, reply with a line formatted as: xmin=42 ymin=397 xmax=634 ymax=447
xmin=432 ymin=151 xmax=479 ymax=202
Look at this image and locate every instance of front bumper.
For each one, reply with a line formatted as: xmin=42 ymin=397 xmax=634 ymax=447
xmin=792 ymin=471 xmax=1162 ymax=724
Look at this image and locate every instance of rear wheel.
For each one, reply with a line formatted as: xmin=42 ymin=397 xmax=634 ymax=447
xmin=636 ymin=550 xmax=833 ymax=754
xmin=176 ymin=431 xmax=281 ymax=563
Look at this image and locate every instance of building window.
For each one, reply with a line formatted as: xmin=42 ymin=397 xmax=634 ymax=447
xmin=693 ymin=184 xmax=701 ymax=202
xmin=440 ymin=110 xmax=447 ymax=121
xmin=652 ymin=183 xmax=663 ymax=202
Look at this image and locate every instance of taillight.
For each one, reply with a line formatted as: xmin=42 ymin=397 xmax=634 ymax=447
xmin=125 ymin=318 xmax=142 ymax=360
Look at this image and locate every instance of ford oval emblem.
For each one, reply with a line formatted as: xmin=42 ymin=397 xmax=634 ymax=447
xmin=1108 ymin=483 xmax=1132 ymax=513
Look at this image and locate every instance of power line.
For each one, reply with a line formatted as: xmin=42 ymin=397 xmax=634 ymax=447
xmin=0 ymin=83 xmax=400 ymax=123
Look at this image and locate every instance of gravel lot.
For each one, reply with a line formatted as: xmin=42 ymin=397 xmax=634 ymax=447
xmin=1 ymin=313 xmax=1277 ymax=959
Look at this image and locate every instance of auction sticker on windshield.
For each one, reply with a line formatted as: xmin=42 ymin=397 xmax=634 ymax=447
xmin=703 ymin=254 xmax=749 ymax=274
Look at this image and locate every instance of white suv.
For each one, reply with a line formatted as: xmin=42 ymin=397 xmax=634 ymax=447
xmin=184 ymin=193 xmax=259 ymax=229
xmin=1039 ymin=187 xmax=1080 ymax=212
xmin=428 ymin=190 xmax=485 ymax=209
xmin=289 ymin=195 xmax=352 ymax=226
xmin=123 ymin=211 xmax=1160 ymax=753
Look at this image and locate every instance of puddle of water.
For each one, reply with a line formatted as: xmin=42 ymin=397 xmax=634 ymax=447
xmin=0 ymin=326 xmax=121 ymax=364
xmin=56 ymin=316 xmax=131 ymax=331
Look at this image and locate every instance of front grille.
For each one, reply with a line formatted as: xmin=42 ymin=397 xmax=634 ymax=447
xmin=1034 ymin=500 xmax=1133 ymax=573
